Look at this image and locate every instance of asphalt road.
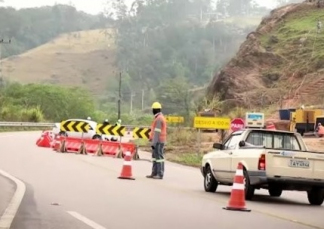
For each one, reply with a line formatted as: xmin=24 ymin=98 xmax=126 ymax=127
xmin=0 ymin=174 xmax=15 ymax=216
xmin=0 ymin=131 xmax=323 ymax=229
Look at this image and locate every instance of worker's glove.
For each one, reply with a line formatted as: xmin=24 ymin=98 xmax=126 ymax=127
xmin=151 ymin=145 xmax=155 ymax=150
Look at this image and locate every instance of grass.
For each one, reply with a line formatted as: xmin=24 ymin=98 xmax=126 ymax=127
xmin=167 ymin=152 xmax=203 ymax=167
xmin=1 ymin=29 xmax=116 ymax=98
xmin=132 ymin=138 xmax=149 ymax=147
xmin=249 ymin=6 xmax=324 ymax=106
xmin=260 ymin=8 xmax=324 ymax=76
xmin=132 ymin=128 xmax=219 ymax=167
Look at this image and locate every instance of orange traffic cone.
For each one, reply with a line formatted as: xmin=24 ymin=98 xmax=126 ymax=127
xmin=118 ymin=151 xmax=135 ymax=180
xmin=223 ymin=162 xmax=251 ymax=212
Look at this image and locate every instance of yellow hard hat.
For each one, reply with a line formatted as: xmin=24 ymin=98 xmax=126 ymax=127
xmin=152 ymin=102 xmax=162 ymax=109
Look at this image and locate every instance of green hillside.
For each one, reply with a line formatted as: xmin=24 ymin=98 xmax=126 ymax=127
xmin=208 ymin=2 xmax=324 ymax=109
xmin=1 ymin=29 xmax=116 ymax=98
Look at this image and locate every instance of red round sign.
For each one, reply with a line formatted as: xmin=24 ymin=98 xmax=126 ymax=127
xmin=231 ymin=118 xmax=245 ymax=132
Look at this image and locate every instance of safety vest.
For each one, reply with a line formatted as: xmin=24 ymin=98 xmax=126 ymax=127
xmin=318 ymin=126 xmax=324 ymax=135
xmin=266 ymin=123 xmax=276 ymax=130
xmin=149 ymin=113 xmax=167 ymax=142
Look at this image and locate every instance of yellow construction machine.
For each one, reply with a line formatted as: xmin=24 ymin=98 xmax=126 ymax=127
xmin=289 ymin=108 xmax=324 ymax=136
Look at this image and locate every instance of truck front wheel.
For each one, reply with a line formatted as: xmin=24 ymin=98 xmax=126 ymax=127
xmin=307 ymin=188 xmax=324 ymax=205
xmin=204 ymin=166 xmax=218 ymax=192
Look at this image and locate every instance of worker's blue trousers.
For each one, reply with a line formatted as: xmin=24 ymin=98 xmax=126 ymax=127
xmin=151 ymin=142 xmax=165 ymax=177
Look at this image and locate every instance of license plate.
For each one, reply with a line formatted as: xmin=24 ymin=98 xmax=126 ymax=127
xmin=288 ymin=159 xmax=310 ymax=168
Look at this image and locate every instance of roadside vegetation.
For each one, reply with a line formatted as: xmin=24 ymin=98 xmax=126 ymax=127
xmin=258 ymin=7 xmax=324 ymax=105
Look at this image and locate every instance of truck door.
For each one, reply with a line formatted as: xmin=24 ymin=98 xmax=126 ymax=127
xmin=212 ymin=133 xmax=242 ymax=182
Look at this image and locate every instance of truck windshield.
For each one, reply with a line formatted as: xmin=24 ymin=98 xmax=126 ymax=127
xmin=245 ymin=130 xmax=301 ymax=150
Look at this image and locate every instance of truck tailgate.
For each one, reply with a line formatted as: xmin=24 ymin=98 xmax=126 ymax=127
xmin=266 ymin=150 xmax=324 ymax=180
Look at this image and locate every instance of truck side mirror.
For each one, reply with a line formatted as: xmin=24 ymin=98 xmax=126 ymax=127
xmin=239 ymin=140 xmax=246 ymax=147
xmin=213 ymin=143 xmax=224 ymax=150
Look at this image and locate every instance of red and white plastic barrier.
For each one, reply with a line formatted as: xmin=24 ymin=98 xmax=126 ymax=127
xmin=36 ymin=130 xmax=53 ymax=148
xmin=52 ymin=137 xmax=137 ymax=157
xmin=37 ymin=130 xmax=138 ymax=158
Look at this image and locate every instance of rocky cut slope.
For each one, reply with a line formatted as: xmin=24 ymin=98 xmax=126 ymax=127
xmin=208 ymin=1 xmax=324 ymax=109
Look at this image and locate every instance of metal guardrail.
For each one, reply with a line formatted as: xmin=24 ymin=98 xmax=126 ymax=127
xmin=0 ymin=122 xmax=55 ymax=127
xmin=0 ymin=122 xmax=150 ymax=128
xmin=0 ymin=122 xmax=192 ymax=130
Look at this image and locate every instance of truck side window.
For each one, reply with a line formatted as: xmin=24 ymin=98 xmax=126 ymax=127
xmin=224 ymin=134 xmax=242 ymax=150
xmin=274 ymin=134 xmax=301 ymax=150
xmin=288 ymin=136 xmax=301 ymax=150
xmin=246 ymin=132 xmax=272 ymax=148
xmin=223 ymin=137 xmax=232 ymax=149
xmin=246 ymin=131 xmax=301 ymax=150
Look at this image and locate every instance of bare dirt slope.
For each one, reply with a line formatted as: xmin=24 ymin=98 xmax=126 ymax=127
xmin=208 ymin=1 xmax=324 ymax=109
xmin=1 ymin=29 xmax=116 ymax=97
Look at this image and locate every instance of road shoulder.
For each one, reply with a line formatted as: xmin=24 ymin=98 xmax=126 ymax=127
xmin=0 ymin=170 xmax=26 ymax=229
xmin=0 ymin=174 xmax=16 ymax=217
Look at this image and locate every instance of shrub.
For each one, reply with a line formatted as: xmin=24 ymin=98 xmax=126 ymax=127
xmin=20 ymin=106 xmax=44 ymax=122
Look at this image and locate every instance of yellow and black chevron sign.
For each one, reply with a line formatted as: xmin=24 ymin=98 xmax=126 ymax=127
xmin=60 ymin=120 xmax=91 ymax=133
xmin=133 ymin=127 xmax=151 ymax=139
xmin=96 ymin=124 xmax=126 ymax=136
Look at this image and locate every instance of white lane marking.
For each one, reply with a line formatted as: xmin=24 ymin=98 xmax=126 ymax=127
xmin=67 ymin=211 xmax=107 ymax=229
xmin=0 ymin=135 xmax=17 ymax=138
xmin=0 ymin=170 xmax=26 ymax=229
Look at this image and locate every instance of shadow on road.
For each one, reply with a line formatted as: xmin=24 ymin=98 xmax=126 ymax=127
xmin=203 ymin=191 xmax=314 ymax=207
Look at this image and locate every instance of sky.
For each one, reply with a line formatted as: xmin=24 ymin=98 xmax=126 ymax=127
xmin=0 ymin=0 xmax=276 ymax=15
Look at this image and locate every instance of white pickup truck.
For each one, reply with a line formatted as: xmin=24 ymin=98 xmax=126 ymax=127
xmin=52 ymin=119 xmax=114 ymax=141
xmin=201 ymin=128 xmax=324 ymax=205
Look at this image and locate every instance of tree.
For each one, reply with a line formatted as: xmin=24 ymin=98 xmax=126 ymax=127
xmin=0 ymin=5 xmax=111 ymax=58
xmin=107 ymin=0 xmax=267 ymax=112
xmin=1 ymin=83 xmax=96 ymax=121
xmin=156 ymin=76 xmax=192 ymax=118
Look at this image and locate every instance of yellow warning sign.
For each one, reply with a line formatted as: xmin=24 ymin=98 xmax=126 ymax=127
xmin=193 ymin=117 xmax=231 ymax=129
xmin=166 ymin=116 xmax=184 ymax=123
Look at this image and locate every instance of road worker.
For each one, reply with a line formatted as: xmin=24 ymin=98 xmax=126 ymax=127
xmin=115 ymin=119 xmax=122 ymax=126
xmin=146 ymin=102 xmax=167 ymax=180
xmin=317 ymin=19 xmax=322 ymax=33
xmin=315 ymin=123 xmax=324 ymax=137
xmin=266 ymin=121 xmax=276 ymax=130
xmin=111 ymin=119 xmax=122 ymax=142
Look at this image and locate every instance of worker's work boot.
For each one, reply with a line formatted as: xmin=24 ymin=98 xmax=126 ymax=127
xmin=152 ymin=175 xmax=163 ymax=180
xmin=146 ymin=175 xmax=154 ymax=178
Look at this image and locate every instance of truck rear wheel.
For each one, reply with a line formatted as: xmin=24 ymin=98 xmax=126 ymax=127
xmin=268 ymin=188 xmax=282 ymax=197
xmin=204 ymin=166 xmax=218 ymax=192
xmin=243 ymin=169 xmax=255 ymax=200
xmin=307 ymin=188 xmax=324 ymax=205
